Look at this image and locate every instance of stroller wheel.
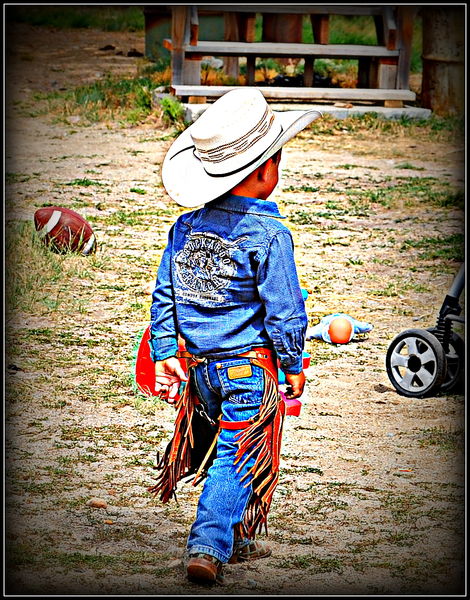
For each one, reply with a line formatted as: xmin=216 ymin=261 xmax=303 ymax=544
xmin=386 ymin=328 xmax=447 ymax=398
xmin=427 ymin=328 xmax=465 ymax=394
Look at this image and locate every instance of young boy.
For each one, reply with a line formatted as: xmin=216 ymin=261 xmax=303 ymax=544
xmin=148 ymin=88 xmax=321 ymax=583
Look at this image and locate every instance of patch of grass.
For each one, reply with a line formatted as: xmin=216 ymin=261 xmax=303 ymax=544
xmin=395 ymin=162 xmax=425 ymax=170
xmin=335 ymin=163 xmax=360 ymax=170
xmin=401 ymin=234 xmax=464 ymax=262
xmin=283 ymin=466 xmax=324 ymax=476
xmin=278 ymin=553 xmax=344 ymax=573
xmin=345 ymin=177 xmax=464 ymax=212
xmin=33 ymin=73 xmax=159 ymax=125
xmin=159 ymin=96 xmax=186 ymax=128
xmin=65 ymin=177 xmax=105 ymax=187
xmin=283 ymin=184 xmax=320 ymax=193
xmin=5 ymin=172 xmax=32 ymax=183
xmin=6 ymin=5 xmax=144 ymax=31
xmin=379 ymin=492 xmax=425 ymax=523
xmin=308 ymin=113 xmax=464 ymax=143
xmin=417 ymin=426 xmax=464 ymax=452
xmin=104 ymin=209 xmax=151 ymax=227
xmin=5 ymin=221 xmax=65 ymax=314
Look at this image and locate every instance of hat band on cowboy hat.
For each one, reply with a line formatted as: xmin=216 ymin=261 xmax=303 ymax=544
xmin=162 ymin=88 xmax=322 ymax=208
xmin=193 ymin=105 xmax=281 ymax=176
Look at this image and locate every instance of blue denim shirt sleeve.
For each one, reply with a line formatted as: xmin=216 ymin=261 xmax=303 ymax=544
xmin=257 ymin=230 xmax=308 ymax=374
xmin=148 ymin=225 xmax=179 ymax=361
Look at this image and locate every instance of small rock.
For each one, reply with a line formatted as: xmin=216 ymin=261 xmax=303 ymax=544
xmin=86 ymin=497 xmax=108 ymax=509
xmin=167 ymin=559 xmax=182 ymax=569
xmin=99 ymin=44 xmax=115 ymax=51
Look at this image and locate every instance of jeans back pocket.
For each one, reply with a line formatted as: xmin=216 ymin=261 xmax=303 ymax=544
xmin=216 ymin=358 xmax=264 ymax=404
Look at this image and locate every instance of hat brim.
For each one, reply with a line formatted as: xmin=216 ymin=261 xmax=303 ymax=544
xmin=162 ymin=108 xmax=322 ymax=207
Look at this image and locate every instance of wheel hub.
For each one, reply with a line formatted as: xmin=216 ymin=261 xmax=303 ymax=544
xmin=407 ymin=355 xmax=422 ymax=372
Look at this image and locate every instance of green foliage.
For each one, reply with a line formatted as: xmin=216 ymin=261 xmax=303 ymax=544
xmin=159 ymin=96 xmax=185 ymax=127
xmin=74 ymin=75 xmax=153 ymax=113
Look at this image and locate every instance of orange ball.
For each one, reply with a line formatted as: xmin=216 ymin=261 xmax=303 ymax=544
xmin=328 ymin=317 xmax=353 ymax=344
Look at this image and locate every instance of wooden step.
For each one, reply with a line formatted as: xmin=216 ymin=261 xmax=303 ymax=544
xmin=163 ymin=39 xmax=400 ymax=59
xmin=170 ymin=85 xmax=416 ymax=102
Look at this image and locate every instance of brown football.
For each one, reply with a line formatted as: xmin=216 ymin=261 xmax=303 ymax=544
xmin=34 ymin=206 xmax=97 ymax=255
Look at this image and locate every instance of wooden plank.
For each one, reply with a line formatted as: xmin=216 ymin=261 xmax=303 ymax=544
xmin=170 ymin=6 xmax=188 ymax=86
xmin=223 ymin=13 xmax=240 ymax=79
xmin=164 ymin=39 xmax=400 ymax=58
xmin=171 ymin=85 xmax=416 ymax=101
xmin=193 ymin=5 xmax=388 ymax=17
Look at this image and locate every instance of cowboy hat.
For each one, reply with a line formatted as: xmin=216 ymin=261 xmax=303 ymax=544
xmin=161 ymin=88 xmax=322 ymax=207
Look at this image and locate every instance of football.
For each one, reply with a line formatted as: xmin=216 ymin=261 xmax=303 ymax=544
xmin=34 ymin=206 xmax=97 ymax=255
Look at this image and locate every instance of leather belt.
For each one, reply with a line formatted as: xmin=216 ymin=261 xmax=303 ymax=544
xmin=177 ymin=346 xmax=275 ymax=362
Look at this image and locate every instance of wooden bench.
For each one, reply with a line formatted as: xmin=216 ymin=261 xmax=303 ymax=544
xmin=163 ymin=39 xmax=402 ymax=89
xmin=164 ymin=5 xmax=416 ymax=106
xmin=170 ymin=84 xmax=416 ymax=104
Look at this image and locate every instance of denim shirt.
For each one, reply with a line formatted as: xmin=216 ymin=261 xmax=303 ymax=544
xmin=149 ymin=194 xmax=308 ymax=374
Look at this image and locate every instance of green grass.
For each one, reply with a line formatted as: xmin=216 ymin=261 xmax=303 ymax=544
xmin=5 ymin=221 xmax=67 ymax=314
xmin=6 ymin=5 xmax=144 ymax=31
xmin=65 ymin=177 xmax=105 ymax=187
xmin=417 ymin=427 xmax=464 ymax=452
xmin=30 ymin=74 xmax=187 ymax=126
xmin=308 ymin=113 xmax=464 ymax=142
xmin=278 ymin=553 xmax=344 ymax=573
xmin=401 ymin=234 xmax=464 ymax=262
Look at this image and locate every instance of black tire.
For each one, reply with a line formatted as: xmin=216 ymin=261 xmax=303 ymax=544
xmin=386 ymin=328 xmax=447 ymax=398
xmin=427 ymin=327 xmax=465 ymax=394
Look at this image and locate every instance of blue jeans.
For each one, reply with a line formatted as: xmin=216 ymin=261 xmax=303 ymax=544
xmin=187 ymin=357 xmax=265 ymax=563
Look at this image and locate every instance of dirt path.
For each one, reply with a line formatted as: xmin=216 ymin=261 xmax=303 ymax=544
xmin=5 ymin=24 xmax=466 ymax=596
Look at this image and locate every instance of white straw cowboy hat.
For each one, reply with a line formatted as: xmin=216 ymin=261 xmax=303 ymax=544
xmin=162 ymin=88 xmax=322 ymax=207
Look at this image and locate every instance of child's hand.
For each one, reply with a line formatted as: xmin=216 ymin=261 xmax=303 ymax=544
xmin=284 ymin=371 xmax=306 ymax=399
xmin=155 ymin=357 xmax=188 ymax=404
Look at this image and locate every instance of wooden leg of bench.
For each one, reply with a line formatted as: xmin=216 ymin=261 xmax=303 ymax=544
xmin=247 ymin=56 xmax=256 ymax=85
xmin=358 ymin=57 xmax=372 ymax=88
xmin=384 ymin=100 xmax=404 ymax=108
xmin=304 ymin=57 xmax=314 ymax=87
xmin=224 ymin=57 xmax=239 ymax=81
xmin=377 ymin=58 xmax=398 ymax=89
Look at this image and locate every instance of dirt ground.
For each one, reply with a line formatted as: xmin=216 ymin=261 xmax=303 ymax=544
xmin=4 ymin=24 xmax=466 ymax=596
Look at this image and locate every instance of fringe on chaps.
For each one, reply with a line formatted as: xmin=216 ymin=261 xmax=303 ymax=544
xmin=148 ymin=356 xmax=285 ymax=540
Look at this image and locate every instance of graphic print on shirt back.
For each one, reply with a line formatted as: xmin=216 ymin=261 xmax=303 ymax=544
xmin=174 ymin=231 xmax=246 ymax=306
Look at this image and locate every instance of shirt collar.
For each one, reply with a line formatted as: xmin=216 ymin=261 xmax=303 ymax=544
xmin=208 ymin=194 xmax=286 ymax=219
